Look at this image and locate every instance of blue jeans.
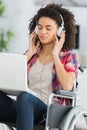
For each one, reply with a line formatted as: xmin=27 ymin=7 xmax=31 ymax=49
xmin=0 ymin=91 xmax=17 ymax=123
xmin=17 ymin=92 xmax=47 ymax=130
xmin=0 ymin=91 xmax=47 ymax=130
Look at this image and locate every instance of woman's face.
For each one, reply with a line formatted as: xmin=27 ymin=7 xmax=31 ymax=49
xmin=37 ymin=17 xmax=58 ymax=45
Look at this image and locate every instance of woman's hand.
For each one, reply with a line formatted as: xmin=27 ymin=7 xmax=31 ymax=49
xmin=52 ymin=30 xmax=65 ymax=57
xmin=25 ymin=31 xmax=40 ymax=61
xmin=29 ymin=31 xmax=40 ymax=55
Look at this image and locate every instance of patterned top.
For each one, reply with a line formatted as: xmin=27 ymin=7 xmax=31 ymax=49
xmin=27 ymin=50 xmax=78 ymax=106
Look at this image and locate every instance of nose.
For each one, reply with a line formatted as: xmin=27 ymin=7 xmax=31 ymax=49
xmin=41 ymin=28 xmax=46 ymax=34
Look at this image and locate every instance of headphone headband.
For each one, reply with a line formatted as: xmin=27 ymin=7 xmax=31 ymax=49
xmin=59 ymin=13 xmax=64 ymax=28
xmin=57 ymin=13 xmax=64 ymax=37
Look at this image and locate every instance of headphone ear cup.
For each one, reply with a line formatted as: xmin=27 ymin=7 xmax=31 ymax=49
xmin=35 ymin=26 xmax=38 ymax=34
xmin=57 ymin=27 xmax=63 ymax=37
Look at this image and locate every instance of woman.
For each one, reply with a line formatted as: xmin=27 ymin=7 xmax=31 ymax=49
xmin=0 ymin=3 xmax=78 ymax=130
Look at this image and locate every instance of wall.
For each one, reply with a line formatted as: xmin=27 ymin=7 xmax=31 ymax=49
xmin=2 ymin=0 xmax=39 ymax=53
xmin=77 ymin=68 xmax=87 ymax=109
xmin=66 ymin=6 xmax=87 ymax=66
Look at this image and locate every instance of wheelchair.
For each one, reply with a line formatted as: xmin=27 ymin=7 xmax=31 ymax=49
xmin=0 ymin=65 xmax=87 ymax=130
xmin=46 ymin=90 xmax=87 ymax=130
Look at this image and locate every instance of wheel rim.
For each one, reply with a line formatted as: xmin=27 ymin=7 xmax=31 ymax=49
xmin=69 ymin=112 xmax=87 ymax=130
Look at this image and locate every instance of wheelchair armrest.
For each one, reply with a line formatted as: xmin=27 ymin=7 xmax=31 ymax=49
xmin=52 ymin=90 xmax=76 ymax=97
xmin=48 ymin=90 xmax=76 ymax=107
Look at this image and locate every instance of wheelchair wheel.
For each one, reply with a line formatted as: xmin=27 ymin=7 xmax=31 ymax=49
xmin=0 ymin=123 xmax=16 ymax=130
xmin=69 ymin=113 xmax=87 ymax=130
xmin=59 ymin=106 xmax=87 ymax=130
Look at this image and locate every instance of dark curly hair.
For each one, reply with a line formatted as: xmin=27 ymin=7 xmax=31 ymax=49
xmin=29 ymin=3 xmax=77 ymax=50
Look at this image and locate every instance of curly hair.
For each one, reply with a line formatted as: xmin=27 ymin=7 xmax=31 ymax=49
xmin=29 ymin=3 xmax=77 ymax=50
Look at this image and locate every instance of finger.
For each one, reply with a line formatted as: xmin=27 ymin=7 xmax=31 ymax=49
xmin=30 ymin=31 xmax=37 ymax=40
xmin=60 ymin=30 xmax=65 ymax=43
xmin=30 ymin=33 xmax=37 ymax=45
xmin=60 ymin=30 xmax=65 ymax=39
xmin=54 ymin=35 xmax=59 ymax=43
xmin=36 ymin=41 xmax=40 ymax=48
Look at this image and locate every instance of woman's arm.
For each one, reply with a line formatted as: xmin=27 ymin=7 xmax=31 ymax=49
xmin=52 ymin=31 xmax=77 ymax=91
xmin=53 ymin=54 xmax=76 ymax=91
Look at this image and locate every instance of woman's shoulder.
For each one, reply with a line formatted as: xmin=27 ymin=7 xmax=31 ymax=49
xmin=27 ymin=54 xmax=38 ymax=64
xmin=60 ymin=50 xmax=76 ymax=57
xmin=60 ymin=50 xmax=78 ymax=65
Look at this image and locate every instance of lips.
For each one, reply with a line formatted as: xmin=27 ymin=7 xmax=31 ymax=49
xmin=39 ymin=36 xmax=48 ymax=40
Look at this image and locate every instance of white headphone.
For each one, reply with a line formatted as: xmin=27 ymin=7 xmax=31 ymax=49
xmin=35 ymin=26 xmax=38 ymax=34
xmin=57 ymin=14 xmax=64 ymax=37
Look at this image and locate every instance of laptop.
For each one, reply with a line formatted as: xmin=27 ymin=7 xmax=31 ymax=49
xmin=0 ymin=52 xmax=37 ymax=96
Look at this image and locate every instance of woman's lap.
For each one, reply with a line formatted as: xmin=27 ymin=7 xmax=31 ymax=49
xmin=0 ymin=91 xmax=47 ymax=130
xmin=17 ymin=92 xmax=47 ymax=130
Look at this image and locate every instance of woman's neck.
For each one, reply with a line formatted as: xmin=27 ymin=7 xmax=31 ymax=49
xmin=41 ymin=43 xmax=54 ymax=55
xmin=39 ymin=43 xmax=54 ymax=64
